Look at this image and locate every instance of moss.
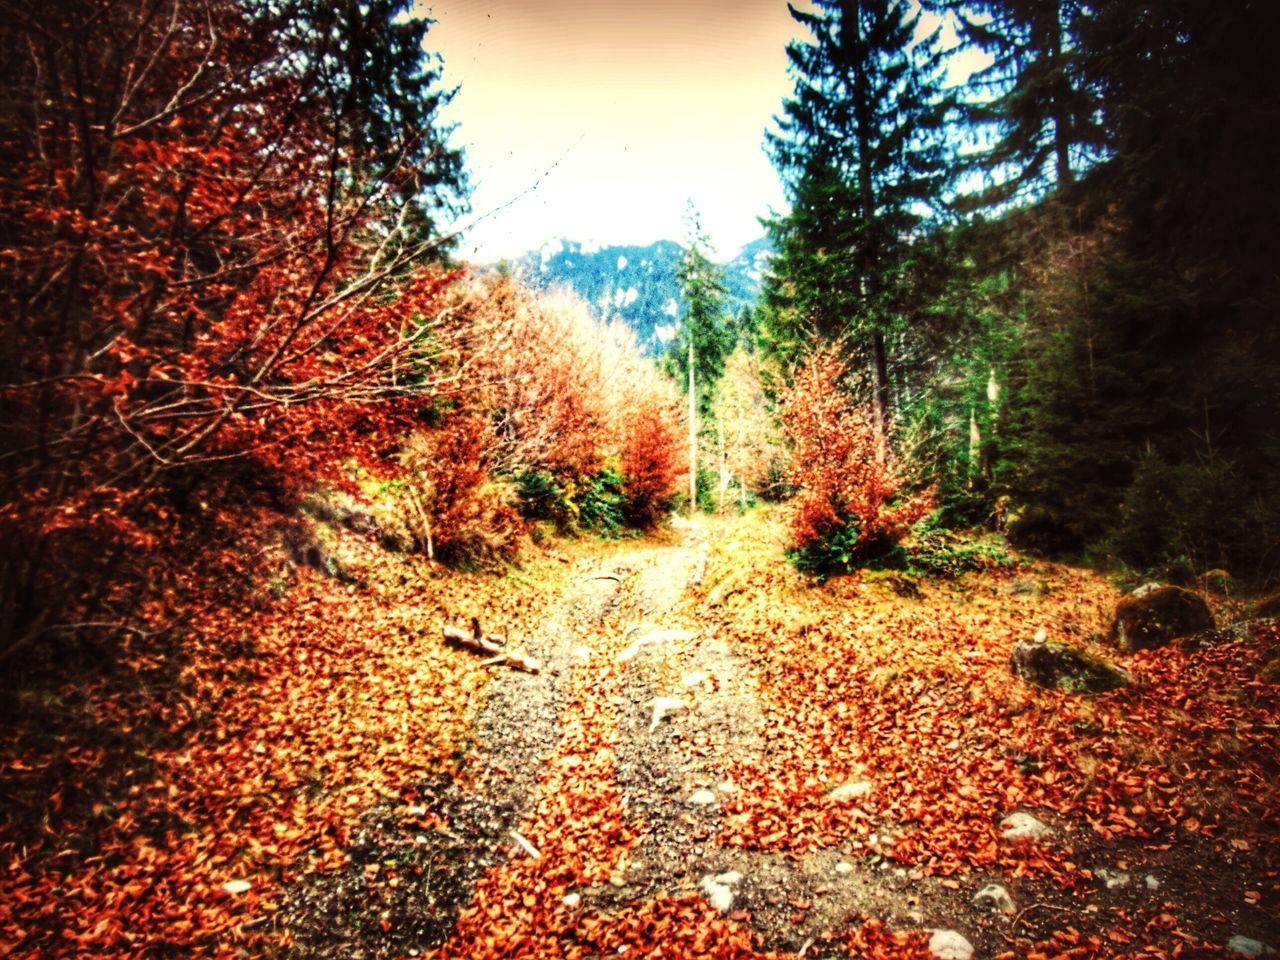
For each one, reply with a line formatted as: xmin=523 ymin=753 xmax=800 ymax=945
xmin=1254 ymin=591 xmax=1280 ymax=620
xmin=1111 ymin=585 xmax=1215 ymax=652
xmin=1011 ymin=639 xmax=1130 ymax=694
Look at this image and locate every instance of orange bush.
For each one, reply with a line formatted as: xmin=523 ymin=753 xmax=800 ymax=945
xmin=780 ymin=345 xmax=931 ymax=570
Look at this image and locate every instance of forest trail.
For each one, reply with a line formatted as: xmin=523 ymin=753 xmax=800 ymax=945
xmin=4 ymin=509 xmax=1276 ymax=960
xmin=282 ymin=513 xmax=1279 ymax=960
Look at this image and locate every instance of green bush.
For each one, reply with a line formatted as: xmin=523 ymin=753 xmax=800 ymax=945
xmin=786 ymin=517 xmax=904 ymax=577
xmin=1109 ymin=450 xmax=1274 ymax=582
xmin=578 ymin=468 xmax=627 ymax=538
xmin=907 ymin=528 xmax=1012 ymax=577
xmin=514 ymin=470 xmax=573 ymax=530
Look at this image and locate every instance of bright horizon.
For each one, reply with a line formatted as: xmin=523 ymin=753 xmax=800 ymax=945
xmin=422 ymin=0 xmax=803 ymax=264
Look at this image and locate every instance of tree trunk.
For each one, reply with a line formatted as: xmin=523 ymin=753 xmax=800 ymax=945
xmin=688 ymin=338 xmax=697 ymax=514
xmin=870 ymin=329 xmax=890 ymax=460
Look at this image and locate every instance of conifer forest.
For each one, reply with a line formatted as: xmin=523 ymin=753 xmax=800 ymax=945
xmin=1 ymin=2 xmax=1278 ymax=958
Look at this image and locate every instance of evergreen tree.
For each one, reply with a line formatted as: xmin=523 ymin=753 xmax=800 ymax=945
xmin=763 ymin=0 xmax=952 ymax=442
xmin=280 ymin=0 xmax=470 ymax=254
xmin=932 ymin=0 xmax=1106 ymax=208
xmin=665 ymin=207 xmax=731 ymax=513
xmin=666 ymin=207 xmax=733 ymax=419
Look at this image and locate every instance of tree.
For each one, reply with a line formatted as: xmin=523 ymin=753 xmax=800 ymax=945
xmin=0 ymin=0 xmax=470 ymax=660
xmin=780 ymin=345 xmax=932 ymax=573
xmin=665 ymin=206 xmax=732 ymax=512
xmin=712 ymin=346 xmax=786 ymax=509
xmin=930 ymin=0 xmax=1106 ymax=208
xmin=764 ymin=0 xmax=952 ymax=445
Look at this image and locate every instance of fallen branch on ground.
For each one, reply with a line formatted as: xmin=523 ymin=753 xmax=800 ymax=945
xmin=442 ymin=619 xmax=541 ymax=673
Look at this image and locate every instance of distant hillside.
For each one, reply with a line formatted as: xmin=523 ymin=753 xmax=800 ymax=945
xmin=494 ymin=237 xmax=772 ymax=354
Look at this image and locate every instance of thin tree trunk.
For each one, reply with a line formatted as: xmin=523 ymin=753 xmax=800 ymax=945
xmin=736 ymin=390 xmax=746 ymax=512
xmin=688 ymin=338 xmax=697 ymax=515
xmin=870 ymin=329 xmax=890 ymax=461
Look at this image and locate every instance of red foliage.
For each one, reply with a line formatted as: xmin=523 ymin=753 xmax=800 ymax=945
xmin=0 ymin=2 xmax=471 ymax=652
xmin=779 ymin=346 xmax=931 ymax=562
xmin=400 ymin=413 xmax=524 ymax=565
xmin=457 ymin=278 xmax=686 ymax=529
xmin=618 ymin=386 xmax=686 ymax=527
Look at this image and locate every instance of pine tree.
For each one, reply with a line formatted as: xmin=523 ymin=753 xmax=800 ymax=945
xmin=667 ymin=209 xmax=732 ymax=412
xmin=665 ymin=207 xmax=732 ymax=512
xmin=764 ymin=0 xmax=952 ymax=443
xmin=931 ymin=0 xmax=1106 ymax=208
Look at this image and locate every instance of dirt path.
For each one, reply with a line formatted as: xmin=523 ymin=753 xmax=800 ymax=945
xmin=282 ymin=520 xmax=1280 ymax=960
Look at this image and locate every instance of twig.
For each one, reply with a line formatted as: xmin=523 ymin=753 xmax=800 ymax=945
xmin=1012 ymin=901 xmax=1071 ymax=931
xmin=509 ymin=829 xmax=541 ymax=860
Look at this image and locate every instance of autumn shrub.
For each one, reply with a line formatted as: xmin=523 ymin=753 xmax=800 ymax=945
xmin=398 ymin=416 xmax=523 ymax=568
xmin=614 ymin=385 xmax=686 ymax=528
xmin=780 ymin=346 xmax=932 ymax=575
xmin=0 ymin=1 xmax=475 ymax=661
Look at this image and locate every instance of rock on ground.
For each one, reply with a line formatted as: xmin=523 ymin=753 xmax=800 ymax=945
xmin=1111 ymin=585 xmax=1215 ymax=652
xmin=1000 ymin=811 xmax=1053 ymax=840
xmin=928 ymin=929 xmax=975 ymax=960
xmin=1010 ymin=638 xmax=1129 ymax=693
xmin=1228 ymin=935 xmax=1276 ymax=957
xmin=829 ymin=780 xmax=873 ymax=803
xmin=973 ymin=882 xmax=1015 ymax=915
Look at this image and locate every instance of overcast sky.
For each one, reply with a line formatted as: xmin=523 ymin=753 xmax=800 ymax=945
xmin=421 ymin=0 xmax=802 ymax=263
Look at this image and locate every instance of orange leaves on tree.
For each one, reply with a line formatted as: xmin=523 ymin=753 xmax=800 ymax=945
xmin=779 ymin=346 xmax=931 ymax=568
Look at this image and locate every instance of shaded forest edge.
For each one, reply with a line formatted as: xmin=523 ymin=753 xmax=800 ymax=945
xmin=2 ymin=0 xmax=1280 ymax=956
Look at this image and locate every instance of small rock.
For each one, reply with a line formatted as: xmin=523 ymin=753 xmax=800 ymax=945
xmin=1000 ymin=812 xmax=1053 ymax=841
xmin=619 ymin=629 xmax=694 ymax=663
xmin=1097 ymin=868 xmax=1130 ymax=889
xmin=1145 ymin=874 xmax=1161 ymax=891
xmin=1228 ymin=936 xmax=1275 ymax=957
xmin=648 ymin=696 xmax=685 ymax=732
xmin=973 ymin=883 xmax=1016 ymax=915
xmin=681 ymin=671 xmax=709 ymax=687
xmin=714 ymin=870 xmax=742 ymax=885
xmin=830 ymin=781 xmax=874 ymax=803
xmin=717 ymin=781 xmax=738 ymax=794
xmin=1132 ymin=582 xmax=1165 ymax=598
xmin=699 ymin=873 xmax=738 ymax=913
xmin=835 ymin=862 xmax=854 ymax=875
xmin=688 ymin=789 xmax=717 ymax=806
xmin=928 ymin=929 xmax=975 ymax=960
xmin=563 ymin=892 xmax=581 ymax=908
xmin=221 ymin=880 xmax=253 ymax=895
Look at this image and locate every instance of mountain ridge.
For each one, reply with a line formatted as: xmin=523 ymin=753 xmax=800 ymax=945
xmin=490 ymin=236 xmax=772 ymax=354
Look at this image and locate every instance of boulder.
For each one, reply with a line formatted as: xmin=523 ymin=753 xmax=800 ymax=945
xmin=1255 ymin=591 xmax=1280 ymax=620
xmin=1110 ymin=586 xmax=1215 ymax=652
xmin=1010 ymin=639 xmax=1130 ymax=693
xmin=1200 ymin=569 xmax=1233 ymax=593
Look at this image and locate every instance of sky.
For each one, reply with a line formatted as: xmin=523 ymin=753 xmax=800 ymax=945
xmin=420 ymin=0 xmax=804 ymax=264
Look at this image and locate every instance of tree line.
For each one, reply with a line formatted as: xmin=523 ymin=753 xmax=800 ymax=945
xmin=698 ymin=0 xmax=1280 ymax=580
